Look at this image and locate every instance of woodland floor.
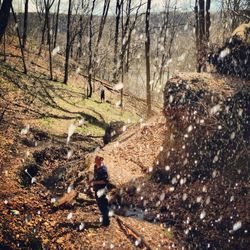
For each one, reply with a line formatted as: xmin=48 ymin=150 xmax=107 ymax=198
xmin=0 ymin=100 xmax=176 ymax=250
xmin=0 ymin=45 xmax=176 ymax=249
xmin=1 ymin=44 xmax=249 ymax=250
xmin=0 ymin=129 xmax=174 ymax=249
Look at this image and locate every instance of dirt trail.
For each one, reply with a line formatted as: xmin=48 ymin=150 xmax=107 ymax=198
xmin=89 ymin=116 xmax=168 ymax=186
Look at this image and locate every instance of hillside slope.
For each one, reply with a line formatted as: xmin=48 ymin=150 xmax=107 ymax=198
xmin=110 ymin=72 xmax=250 ymax=249
xmin=0 ymin=53 xmax=175 ymax=249
xmin=1 ymin=38 xmax=249 ymax=249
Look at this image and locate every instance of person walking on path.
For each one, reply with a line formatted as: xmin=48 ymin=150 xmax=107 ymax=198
xmin=100 ymin=87 xmax=105 ymax=103
xmin=88 ymin=156 xmax=110 ymax=227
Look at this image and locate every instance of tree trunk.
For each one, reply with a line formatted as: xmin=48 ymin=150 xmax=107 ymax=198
xmin=195 ymin=0 xmax=200 ymax=72
xmin=145 ymin=0 xmax=152 ymax=117
xmin=96 ymin=0 xmax=110 ymax=50
xmin=125 ymin=38 xmax=130 ymax=73
xmin=199 ymin=0 xmax=206 ymax=71
xmin=205 ymin=0 xmax=211 ymax=42
xmin=63 ymin=0 xmax=72 ymax=84
xmin=195 ymin=0 xmax=210 ymax=73
xmin=112 ymin=0 xmax=122 ymax=85
xmin=87 ymin=0 xmax=96 ymax=97
xmin=0 ymin=0 xmax=12 ymax=41
xmin=22 ymin=0 xmax=29 ymax=48
xmin=156 ymin=0 xmax=172 ymax=88
xmin=118 ymin=0 xmax=141 ymax=82
xmin=121 ymin=67 xmax=124 ymax=108
xmin=38 ymin=15 xmax=47 ymax=55
xmin=93 ymin=0 xmax=110 ymax=75
xmin=11 ymin=4 xmax=27 ymax=74
xmin=53 ymin=0 xmax=60 ymax=48
xmin=45 ymin=3 xmax=53 ymax=80
xmin=3 ymin=33 xmax=6 ymax=61
xmin=119 ymin=1 xmax=124 ymax=108
xmin=77 ymin=15 xmax=83 ymax=61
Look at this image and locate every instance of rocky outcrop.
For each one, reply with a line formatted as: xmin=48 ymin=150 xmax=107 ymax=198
xmin=161 ymin=72 xmax=250 ymax=183
xmin=210 ymin=22 xmax=250 ymax=79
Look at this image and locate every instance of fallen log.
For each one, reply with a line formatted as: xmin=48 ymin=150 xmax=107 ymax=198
xmin=116 ymin=217 xmax=152 ymax=250
xmin=53 ymin=190 xmax=77 ymax=207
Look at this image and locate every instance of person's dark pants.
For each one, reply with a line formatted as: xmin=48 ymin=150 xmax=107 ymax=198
xmin=100 ymin=93 xmax=105 ymax=102
xmin=95 ymin=191 xmax=110 ymax=226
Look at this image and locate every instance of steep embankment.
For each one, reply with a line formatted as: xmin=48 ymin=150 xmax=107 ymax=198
xmin=111 ymin=72 xmax=250 ymax=249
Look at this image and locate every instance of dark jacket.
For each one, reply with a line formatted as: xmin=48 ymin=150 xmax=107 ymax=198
xmin=93 ymin=165 xmax=109 ymax=192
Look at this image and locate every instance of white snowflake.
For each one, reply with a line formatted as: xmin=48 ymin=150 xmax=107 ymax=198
xmin=52 ymin=46 xmax=60 ymax=56
xmin=113 ymin=82 xmax=124 ymax=91
xmin=67 ymin=149 xmax=73 ymax=159
xmin=67 ymin=123 xmax=77 ymax=144
xmin=200 ymin=210 xmax=206 ymax=220
xmin=67 ymin=212 xmax=73 ymax=220
xmin=21 ymin=125 xmax=30 ymax=135
xmin=233 ymin=221 xmax=242 ymax=231
xmin=97 ymin=188 xmax=107 ymax=198
xmin=219 ymin=48 xmax=230 ymax=59
xmin=210 ymin=104 xmax=221 ymax=115
xmin=79 ymin=222 xmax=85 ymax=230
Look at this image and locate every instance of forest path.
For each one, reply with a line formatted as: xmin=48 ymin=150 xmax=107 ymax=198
xmin=86 ymin=116 xmax=168 ymax=186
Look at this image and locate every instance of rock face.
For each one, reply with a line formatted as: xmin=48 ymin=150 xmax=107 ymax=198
xmin=157 ymin=72 xmax=250 ymax=249
xmin=232 ymin=22 xmax=250 ymax=43
xmin=108 ymin=73 xmax=249 ymax=249
xmin=210 ymin=22 xmax=250 ymax=79
xmin=161 ymin=72 xmax=250 ymax=183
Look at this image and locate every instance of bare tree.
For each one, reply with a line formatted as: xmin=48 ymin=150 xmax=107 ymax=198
xmin=63 ymin=0 xmax=72 ymax=84
xmin=11 ymin=4 xmax=27 ymax=74
xmin=205 ymin=0 xmax=211 ymax=43
xmin=112 ymin=0 xmax=123 ymax=85
xmin=118 ymin=0 xmax=143 ymax=107
xmin=38 ymin=2 xmax=46 ymax=55
xmin=38 ymin=0 xmax=55 ymax=57
xmin=44 ymin=0 xmax=55 ymax=80
xmin=195 ymin=0 xmax=211 ymax=72
xmin=63 ymin=0 xmax=87 ymax=83
xmin=0 ymin=0 xmax=12 ymax=41
xmin=87 ymin=0 xmax=96 ymax=97
xmin=76 ymin=0 xmax=87 ymax=62
xmin=120 ymin=0 xmax=131 ymax=108
xmin=92 ymin=0 xmax=110 ymax=69
xmin=152 ymin=0 xmax=178 ymax=91
xmin=221 ymin=0 xmax=250 ymax=33
xmin=53 ymin=0 xmax=60 ymax=48
xmin=145 ymin=0 xmax=152 ymax=116
xmin=22 ymin=0 xmax=29 ymax=48
xmin=32 ymin=0 xmax=45 ymax=21
xmin=0 ymin=0 xmax=10 ymax=62
xmin=95 ymin=0 xmax=110 ymax=54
